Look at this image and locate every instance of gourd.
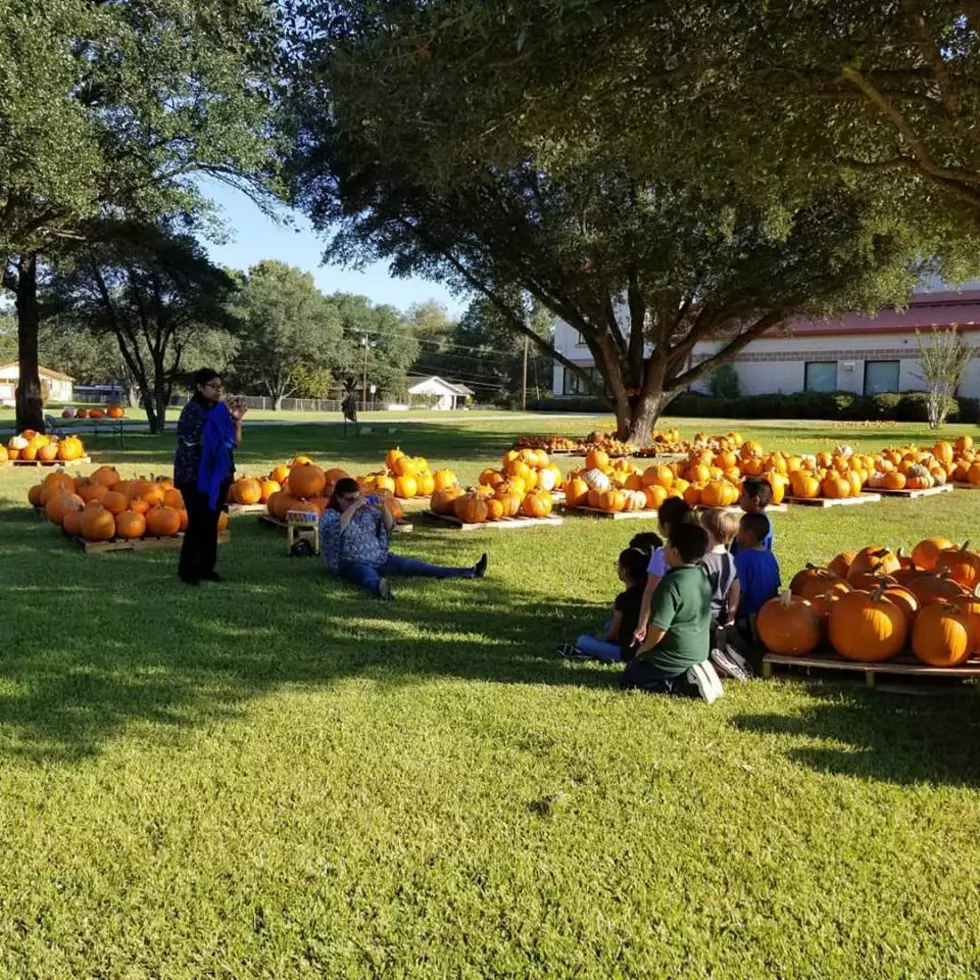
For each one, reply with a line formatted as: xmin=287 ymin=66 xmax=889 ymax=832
xmin=757 ymin=592 xmax=822 ymax=656
xmin=828 ymin=586 xmax=907 ymax=662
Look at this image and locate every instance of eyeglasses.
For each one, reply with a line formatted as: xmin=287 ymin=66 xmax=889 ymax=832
xmin=204 ymin=382 xmax=223 ymax=391
xmin=341 ymin=494 xmax=359 ymax=502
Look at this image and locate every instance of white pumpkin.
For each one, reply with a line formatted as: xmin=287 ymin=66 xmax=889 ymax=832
xmin=583 ymin=467 xmax=611 ymax=491
xmin=537 ymin=466 xmax=561 ymax=492
xmin=623 ymin=489 xmax=648 ymax=511
xmin=7 ymin=435 xmax=28 ymax=451
xmin=866 ymin=471 xmax=887 ymax=489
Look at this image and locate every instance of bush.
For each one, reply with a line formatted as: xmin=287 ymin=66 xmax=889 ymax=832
xmin=525 ymin=395 xmax=608 ymax=413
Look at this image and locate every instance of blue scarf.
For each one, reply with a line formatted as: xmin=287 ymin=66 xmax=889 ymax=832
xmin=197 ymin=401 xmax=236 ymax=509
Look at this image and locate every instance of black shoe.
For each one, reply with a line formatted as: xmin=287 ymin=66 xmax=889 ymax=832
xmin=556 ymin=643 xmax=591 ymax=660
xmin=474 ymin=553 xmax=489 ymax=578
xmin=179 ymin=574 xmax=200 ymax=586
xmin=202 ymin=572 xmax=223 ymax=582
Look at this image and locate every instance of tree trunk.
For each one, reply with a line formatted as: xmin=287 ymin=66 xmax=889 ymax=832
xmin=273 ymin=394 xmax=283 ymax=411
xmin=616 ymin=389 xmax=675 ymax=446
xmin=141 ymin=388 xmax=163 ymax=434
xmin=154 ymin=388 xmax=169 ymax=433
xmin=15 ymin=253 xmax=45 ymax=433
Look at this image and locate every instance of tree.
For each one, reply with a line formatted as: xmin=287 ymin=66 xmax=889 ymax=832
xmin=1 ymin=0 xmax=281 ymax=432
xmin=915 ymin=326 xmax=977 ymax=428
xmin=230 ymin=261 xmax=342 ymax=410
xmin=408 ymin=300 xmax=458 ymax=377
xmin=46 ymin=221 xmax=239 ymax=433
xmin=328 ymin=294 xmax=420 ymax=402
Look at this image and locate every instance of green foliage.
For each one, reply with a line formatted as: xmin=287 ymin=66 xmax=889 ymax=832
xmin=708 ymin=363 xmax=740 ymax=399
xmin=45 ymin=220 xmax=239 ymax=431
xmin=229 ymin=260 xmax=342 ymax=408
xmin=2 ymin=416 xmax=980 ymax=975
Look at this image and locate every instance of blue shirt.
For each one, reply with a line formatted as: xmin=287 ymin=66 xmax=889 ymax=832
xmin=319 ymin=506 xmax=389 ymax=574
xmin=734 ymin=548 xmax=781 ymax=620
xmin=174 ymin=396 xmax=235 ymax=487
xmin=730 ymin=511 xmax=773 ymax=556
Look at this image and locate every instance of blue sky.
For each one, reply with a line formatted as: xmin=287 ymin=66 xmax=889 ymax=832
xmin=199 ymin=180 xmax=466 ymax=315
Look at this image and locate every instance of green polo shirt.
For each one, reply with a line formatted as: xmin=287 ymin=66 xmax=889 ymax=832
xmin=641 ymin=564 xmax=711 ymax=676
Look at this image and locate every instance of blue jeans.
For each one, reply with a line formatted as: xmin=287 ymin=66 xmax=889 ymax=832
xmin=338 ymin=552 xmax=475 ymax=594
xmin=575 ymin=633 xmax=622 ymax=663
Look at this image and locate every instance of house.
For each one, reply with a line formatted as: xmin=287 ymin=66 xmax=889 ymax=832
xmin=403 ymin=376 xmax=475 ymax=410
xmin=552 ymin=285 xmax=980 ymax=399
xmin=0 ymin=363 xmax=74 ymax=406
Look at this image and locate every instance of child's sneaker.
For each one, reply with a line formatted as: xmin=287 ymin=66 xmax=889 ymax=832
xmin=686 ymin=661 xmax=724 ymax=704
xmin=710 ymin=646 xmax=750 ymax=681
xmin=724 ymin=643 xmax=754 ymax=677
xmin=556 ymin=643 xmax=591 ymax=660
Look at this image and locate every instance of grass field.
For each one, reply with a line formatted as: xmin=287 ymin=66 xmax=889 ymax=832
xmin=2 ymin=415 xmax=979 ymax=978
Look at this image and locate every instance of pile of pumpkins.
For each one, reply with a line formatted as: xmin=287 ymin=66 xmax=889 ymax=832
xmin=432 ymin=448 xmax=558 ymax=523
xmin=262 ymin=456 xmax=409 ymax=522
xmin=365 ymin=447 xmax=453 ymax=500
xmin=2 ymin=430 xmax=86 ymax=463
xmin=863 ymin=437 xmax=979 ymax=488
xmin=758 ymin=538 xmax=980 ymax=667
xmin=62 ymin=404 xmax=125 ymax=420
xmin=27 ymin=467 xmax=218 ymax=542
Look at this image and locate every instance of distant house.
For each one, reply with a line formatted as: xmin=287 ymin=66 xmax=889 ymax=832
xmin=0 ymin=363 xmax=74 ymax=406
xmin=403 ymin=376 xmax=475 ymax=410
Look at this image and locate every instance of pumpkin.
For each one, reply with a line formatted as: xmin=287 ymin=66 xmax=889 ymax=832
xmin=394 ymin=475 xmax=418 ymax=498
xmin=289 ymin=463 xmax=327 ymax=500
xmin=821 ymin=474 xmax=851 ymax=499
xmin=416 ymin=472 xmax=436 ymax=497
xmin=905 ymin=571 xmax=966 ymax=606
xmin=622 ymin=489 xmax=648 ymax=512
xmin=757 ymin=592 xmax=822 ymax=655
xmin=100 ymin=490 xmax=128 ymax=516
xmin=256 ymin=480 xmax=279 ymax=503
xmin=911 ymin=537 xmax=954 ymax=572
xmin=879 ymin=584 xmax=919 ymax=627
xmin=90 ymin=466 xmax=121 ymax=489
xmin=911 ymin=603 xmax=973 ymax=667
xmin=268 ymin=491 xmax=301 ymax=521
xmin=146 ymin=505 xmax=181 ymax=537
xmin=585 ymin=449 xmax=610 ymax=471
xmin=270 ymin=465 xmax=290 ymax=484
xmin=114 ymin=510 xmax=146 ymax=539
xmin=597 ymin=488 xmax=626 ymax=513
xmin=27 ymin=484 xmax=44 ymax=507
xmin=162 ymin=488 xmax=184 ymax=509
xmin=37 ymin=443 xmax=59 ymax=462
xmin=454 ymin=492 xmax=489 ymax=524
xmin=478 ymin=468 xmax=505 ymax=488
xmin=484 ymin=498 xmax=505 ymax=522
xmin=847 ymin=547 xmax=901 ymax=582
xmin=644 ymin=485 xmax=668 ymax=511
xmin=7 ymin=435 xmax=28 ymax=452
xmin=43 ymin=471 xmax=75 ymax=496
xmin=582 ymin=467 xmax=611 ymax=491
xmin=45 ymin=493 xmax=84 ymax=526
xmin=521 ymin=490 xmax=554 ymax=518
xmin=432 ymin=469 xmax=457 ymax=491
xmin=564 ymin=477 xmax=590 ymax=507
xmin=494 ymin=484 xmax=524 ymax=517
xmin=935 ymin=542 xmax=980 ymax=589
xmin=57 ymin=436 xmax=85 ymax=461
xmin=77 ymin=483 xmax=107 ymax=505
xmin=216 ymin=512 xmax=229 ymax=533
xmin=790 ymin=565 xmax=847 ymax=601
xmin=828 ymin=587 xmax=908 ymax=662
xmin=643 ymin=465 xmax=674 ymax=488
xmin=789 ymin=472 xmax=821 ymax=499
xmin=827 ymin=551 xmax=855 ymax=578
xmin=700 ymin=480 xmax=739 ymax=508
xmin=950 ymin=586 xmax=980 ymax=652
xmin=80 ymin=505 xmax=116 ymax=541
xmin=431 ymin=487 xmax=465 ymax=515
xmin=107 ymin=404 xmax=125 ymax=419
xmin=233 ymin=477 xmax=263 ymax=505
xmin=134 ymin=482 xmax=166 ymax=507
xmin=62 ymin=509 xmax=84 ymax=537
xmin=75 ymin=409 xmax=89 ymax=419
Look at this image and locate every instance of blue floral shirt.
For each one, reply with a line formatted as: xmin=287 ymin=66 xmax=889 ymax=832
xmin=319 ymin=506 xmax=389 ymax=573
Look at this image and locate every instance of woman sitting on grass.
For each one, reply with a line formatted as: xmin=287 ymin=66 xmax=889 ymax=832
xmin=320 ymin=478 xmax=488 ymax=599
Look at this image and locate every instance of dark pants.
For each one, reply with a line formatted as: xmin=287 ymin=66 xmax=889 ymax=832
xmin=338 ymin=553 xmax=476 ymax=594
xmin=178 ymin=481 xmax=225 ymax=581
xmin=620 ymin=658 xmax=690 ymax=694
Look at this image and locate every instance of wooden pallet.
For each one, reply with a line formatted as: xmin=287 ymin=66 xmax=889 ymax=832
xmin=953 ymin=482 xmax=980 ymax=491
xmin=425 ymin=511 xmax=563 ymax=531
xmin=762 ymin=649 xmax=980 ymax=689
xmin=73 ymin=530 xmax=230 ymax=554
xmin=783 ymin=492 xmax=882 ymax=508
xmin=567 ymin=506 xmax=658 ymax=520
xmin=870 ymin=484 xmax=954 ymax=499
xmin=11 ymin=455 xmax=92 ymax=468
xmin=258 ymin=513 xmax=413 ymax=533
xmin=227 ymin=503 xmax=267 ymax=515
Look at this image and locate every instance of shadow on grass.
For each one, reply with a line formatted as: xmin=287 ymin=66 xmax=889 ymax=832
xmin=0 ymin=507 xmax=617 ymax=763
xmin=732 ymin=687 xmax=980 ymax=787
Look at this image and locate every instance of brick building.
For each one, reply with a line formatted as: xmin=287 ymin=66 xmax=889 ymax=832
xmin=551 ymin=285 xmax=980 ymax=399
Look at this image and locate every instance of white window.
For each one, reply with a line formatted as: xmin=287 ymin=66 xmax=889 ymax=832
xmin=864 ymin=360 xmax=900 ymax=395
xmin=804 ymin=361 xmax=838 ymax=393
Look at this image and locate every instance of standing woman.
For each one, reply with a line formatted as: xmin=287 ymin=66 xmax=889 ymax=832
xmin=174 ymin=368 xmax=247 ymax=585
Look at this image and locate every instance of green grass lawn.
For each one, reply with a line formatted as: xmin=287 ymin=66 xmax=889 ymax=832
xmin=2 ymin=417 xmax=980 ymax=977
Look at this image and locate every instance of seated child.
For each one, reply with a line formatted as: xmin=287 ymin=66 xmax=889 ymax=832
xmin=558 ymin=547 xmax=648 ymax=662
xmin=628 ymin=530 xmax=664 ymax=559
xmin=620 ymin=522 xmax=724 ymax=703
xmin=730 ymin=477 xmax=774 ymax=555
xmin=633 ymin=498 xmax=694 ymax=647
xmin=733 ymin=512 xmax=781 ymax=642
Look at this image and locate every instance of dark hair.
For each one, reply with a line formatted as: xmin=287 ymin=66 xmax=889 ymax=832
xmin=328 ymin=477 xmax=361 ymax=510
xmin=618 ymin=547 xmax=649 ymax=583
xmin=657 ymin=497 xmax=692 ymax=532
xmin=668 ymin=522 xmax=710 ymax=564
xmin=698 ymin=507 xmax=741 ymax=545
xmin=628 ymin=531 xmax=664 ymax=556
xmin=740 ymin=477 xmax=773 ymax=509
xmin=739 ymin=512 xmax=770 ymax=543
xmin=192 ymin=367 xmax=221 ymax=389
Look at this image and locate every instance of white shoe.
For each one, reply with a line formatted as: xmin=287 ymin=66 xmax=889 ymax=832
xmin=710 ymin=647 xmax=750 ymax=682
xmin=687 ymin=661 xmax=724 ymax=704
xmin=724 ymin=644 xmax=754 ymax=677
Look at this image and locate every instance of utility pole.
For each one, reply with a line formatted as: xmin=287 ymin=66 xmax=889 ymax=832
xmin=522 ymin=335 xmax=528 ymax=412
xmin=361 ymin=336 xmax=370 ymax=412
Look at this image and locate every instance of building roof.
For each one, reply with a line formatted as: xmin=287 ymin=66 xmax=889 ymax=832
xmin=406 ymin=375 xmax=474 ymax=396
xmin=781 ymin=289 xmax=980 ymax=338
xmin=0 ymin=362 xmax=75 ymax=382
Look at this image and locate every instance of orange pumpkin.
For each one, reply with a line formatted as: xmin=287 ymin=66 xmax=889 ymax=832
xmin=935 ymin=542 xmax=980 ymax=590
xmin=392 ymin=455 xmax=418 ymax=478
xmin=146 ymin=505 xmax=181 ymax=537
xmin=80 ymin=505 xmax=116 ymax=541
xmin=910 ymin=537 xmax=954 ymax=571
xmin=521 ymin=489 xmax=554 ymax=518
xmin=454 ymin=492 xmax=489 ymax=524
xmin=270 ymin=465 xmax=290 ymax=484
xmin=644 ymin=485 xmax=668 ymax=511
xmin=89 ymin=407 xmax=105 ymax=420
xmin=90 ymin=466 xmax=121 ymax=488
xmin=828 ymin=587 xmax=907 ymax=662
xmin=950 ymin=586 xmax=980 ymax=652
xmin=905 ymin=572 xmax=966 ymax=607
xmin=585 ymin=449 xmax=609 ymax=471
xmin=233 ymin=477 xmax=263 ymax=505
xmin=790 ymin=565 xmax=847 ymax=601
xmin=289 ymin=463 xmax=327 ymax=500
xmin=700 ymin=480 xmax=738 ymax=508
xmin=828 ymin=551 xmax=856 ymax=579
xmin=484 ymin=498 xmax=505 ymax=521
xmin=494 ymin=484 xmax=524 ymax=517
xmin=597 ymin=488 xmax=626 ymax=513
xmin=27 ymin=484 xmax=44 ymax=507
xmin=62 ymin=509 xmax=83 ymax=537
xmin=757 ymin=592 xmax=822 ymax=655
xmin=879 ymin=584 xmax=919 ymax=627
xmin=115 ymin=510 xmax=146 ymax=539
xmin=45 ymin=493 xmax=85 ymax=526
xmin=164 ymin=488 xmax=185 ymax=509
xmin=38 ymin=442 xmax=59 ymax=462
xmin=416 ymin=472 xmax=436 ymax=497
xmin=107 ymin=404 xmax=125 ymax=419
xmin=268 ymin=491 xmax=301 ymax=521
xmin=432 ymin=469 xmax=457 ymax=491
xmin=847 ymin=547 xmax=901 ymax=582
xmin=564 ymin=476 xmax=589 ymax=507
xmin=100 ymin=490 xmax=128 ymax=516
xmin=394 ymin=475 xmax=418 ymax=499
xmin=431 ymin=487 xmax=465 ymax=515
xmin=385 ymin=447 xmax=405 ymax=470
xmin=911 ymin=603 xmax=973 ymax=666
